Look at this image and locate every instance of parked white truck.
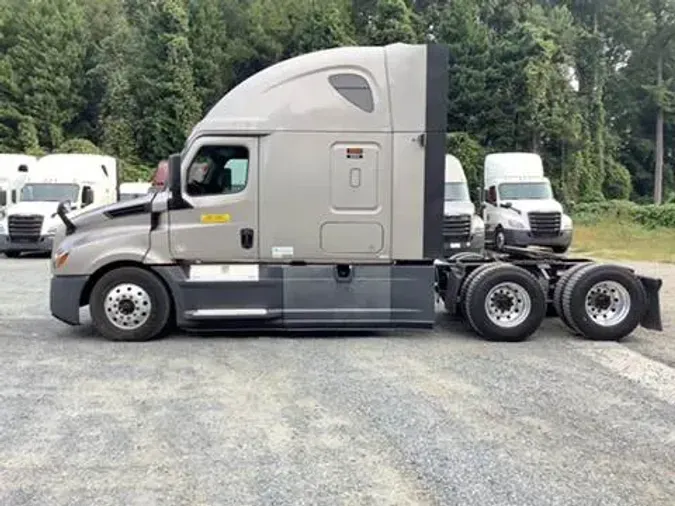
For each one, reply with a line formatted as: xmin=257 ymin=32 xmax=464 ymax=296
xmin=47 ymin=43 xmax=662 ymax=344
xmin=0 ymin=154 xmax=35 ymax=211
xmin=119 ymin=182 xmax=152 ymax=201
xmin=0 ymin=153 xmax=119 ymax=257
xmin=442 ymin=154 xmax=484 ymax=256
xmin=481 ymin=152 xmax=573 ymax=253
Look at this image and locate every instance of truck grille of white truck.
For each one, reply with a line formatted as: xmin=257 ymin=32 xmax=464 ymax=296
xmin=8 ymin=215 xmax=44 ymax=242
xmin=443 ymin=214 xmax=472 ymax=241
xmin=528 ymin=212 xmax=561 ymax=237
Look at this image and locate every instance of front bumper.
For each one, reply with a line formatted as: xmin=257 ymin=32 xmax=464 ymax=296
xmin=50 ymin=275 xmax=88 ymax=325
xmin=504 ymin=229 xmax=572 ymax=248
xmin=0 ymin=234 xmax=54 ymax=253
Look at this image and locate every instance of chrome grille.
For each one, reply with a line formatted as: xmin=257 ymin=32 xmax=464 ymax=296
xmin=443 ymin=214 xmax=472 ymax=241
xmin=8 ymin=214 xmax=43 ymax=242
xmin=528 ymin=212 xmax=561 ymax=237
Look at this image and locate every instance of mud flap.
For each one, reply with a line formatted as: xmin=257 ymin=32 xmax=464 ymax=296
xmin=638 ymin=275 xmax=663 ymax=331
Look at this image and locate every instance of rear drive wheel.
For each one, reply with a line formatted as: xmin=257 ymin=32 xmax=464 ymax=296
xmin=553 ymin=262 xmax=593 ymax=332
xmin=457 ymin=262 xmax=502 ymax=317
xmin=561 ymin=264 xmax=646 ymax=341
xmin=90 ymin=267 xmax=172 ymax=342
xmin=462 ymin=264 xmax=546 ymax=341
xmin=4 ymin=251 xmax=20 ymax=258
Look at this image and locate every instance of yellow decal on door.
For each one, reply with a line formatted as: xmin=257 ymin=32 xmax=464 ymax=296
xmin=200 ymin=213 xmax=231 ymax=224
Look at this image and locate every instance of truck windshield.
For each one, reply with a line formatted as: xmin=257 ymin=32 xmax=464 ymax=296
xmin=498 ymin=182 xmax=552 ymax=200
xmin=21 ymin=183 xmax=79 ymax=202
xmin=444 ymin=182 xmax=470 ymax=202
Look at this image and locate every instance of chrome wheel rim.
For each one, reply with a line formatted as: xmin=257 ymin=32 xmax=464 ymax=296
xmin=484 ymin=282 xmax=531 ymax=328
xmin=103 ymin=283 xmax=152 ymax=330
xmin=584 ymin=281 xmax=630 ymax=327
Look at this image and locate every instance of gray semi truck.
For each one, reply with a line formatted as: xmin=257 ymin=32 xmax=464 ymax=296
xmin=48 ymin=43 xmax=663 ymax=343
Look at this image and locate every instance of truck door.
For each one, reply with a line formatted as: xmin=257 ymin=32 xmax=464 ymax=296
xmin=168 ymin=136 xmax=259 ymax=262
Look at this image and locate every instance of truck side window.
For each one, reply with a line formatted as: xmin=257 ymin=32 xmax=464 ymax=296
xmin=487 ymin=186 xmax=497 ymax=204
xmin=186 ymin=145 xmax=249 ymax=197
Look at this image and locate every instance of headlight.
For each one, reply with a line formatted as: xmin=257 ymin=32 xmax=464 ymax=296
xmin=561 ymin=215 xmax=573 ymax=230
xmin=507 ymin=219 xmax=525 ymax=229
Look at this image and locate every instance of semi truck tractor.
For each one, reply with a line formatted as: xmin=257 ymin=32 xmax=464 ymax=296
xmin=48 ymin=43 xmax=662 ymax=343
xmin=442 ymin=154 xmax=484 ymax=257
xmin=0 ymin=154 xmax=120 ymax=257
xmin=482 ymin=152 xmax=573 ymax=253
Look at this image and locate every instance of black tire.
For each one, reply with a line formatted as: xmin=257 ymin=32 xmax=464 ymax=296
xmin=462 ymin=264 xmax=546 ymax=341
xmin=552 ymin=245 xmax=569 ymax=254
xmin=449 ymin=251 xmax=484 ymax=262
xmin=561 ymin=263 xmax=647 ymax=341
xmin=457 ymin=262 xmax=503 ymax=317
xmin=553 ymin=262 xmax=593 ymax=332
xmin=4 ymin=251 xmax=20 ymax=258
xmin=89 ymin=266 xmax=172 ymax=342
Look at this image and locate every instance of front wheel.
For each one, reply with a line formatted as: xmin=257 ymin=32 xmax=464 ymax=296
xmin=89 ymin=267 xmax=172 ymax=342
xmin=462 ymin=263 xmax=546 ymax=342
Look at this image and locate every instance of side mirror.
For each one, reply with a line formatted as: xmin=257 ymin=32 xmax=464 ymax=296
xmin=168 ymin=153 xmax=183 ymax=206
xmin=501 ymin=202 xmax=512 ymax=209
xmin=82 ymin=187 xmax=94 ymax=206
xmin=0 ymin=192 xmax=6 ymax=206
xmin=17 ymin=164 xmax=28 ymax=173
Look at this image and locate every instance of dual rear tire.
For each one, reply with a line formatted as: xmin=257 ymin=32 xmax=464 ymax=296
xmin=554 ymin=263 xmax=646 ymax=341
xmin=460 ymin=263 xmax=546 ymax=342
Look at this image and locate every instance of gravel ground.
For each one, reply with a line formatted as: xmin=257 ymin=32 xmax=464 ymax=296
xmin=0 ymin=257 xmax=674 ymax=506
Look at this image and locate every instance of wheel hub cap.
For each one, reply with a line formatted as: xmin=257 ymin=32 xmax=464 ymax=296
xmin=485 ymin=282 xmax=532 ymax=328
xmin=103 ymin=283 xmax=152 ymax=331
xmin=584 ymin=281 xmax=630 ymax=327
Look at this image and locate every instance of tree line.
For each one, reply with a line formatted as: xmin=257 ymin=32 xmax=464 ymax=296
xmin=1 ymin=0 xmax=674 ymax=204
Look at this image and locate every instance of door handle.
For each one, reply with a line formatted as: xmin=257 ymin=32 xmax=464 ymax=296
xmin=240 ymin=228 xmax=254 ymax=249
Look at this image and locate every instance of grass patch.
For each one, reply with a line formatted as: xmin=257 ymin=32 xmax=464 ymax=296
xmin=571 ymin=220 xmax=675 ymax=263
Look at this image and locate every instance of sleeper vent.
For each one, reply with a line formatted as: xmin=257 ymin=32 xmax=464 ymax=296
xmin=329 ymin=74 xmax=374 ymax=113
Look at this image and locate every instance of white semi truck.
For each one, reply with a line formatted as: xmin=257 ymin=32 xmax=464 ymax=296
xmin=0 ymin=153 xmax=120 ymax=257
xmin=47 ymin=43 xmax=662 ymax=344
xmin=442 ymin=154 xmax=484 ymax=257
xmin=482 ymin=152 xmax=573 ymax=253
xmin=0 ymin=154 xmax=35 ymax=211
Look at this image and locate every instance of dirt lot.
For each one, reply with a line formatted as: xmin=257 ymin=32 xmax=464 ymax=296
xmin=0 ymin=257 xmax=673 ymax=506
